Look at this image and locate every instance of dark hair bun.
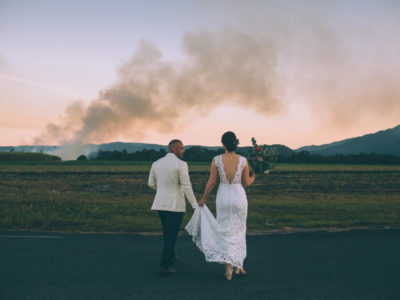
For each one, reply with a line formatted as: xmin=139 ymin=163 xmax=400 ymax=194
xmin=221 ymin=131 xmax=239 ymax=152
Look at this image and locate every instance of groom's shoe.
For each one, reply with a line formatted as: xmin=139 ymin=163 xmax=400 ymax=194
xmin=160 ymin=267 xmax=176 ymax=275
xmin=170 ymin=255 xmax=178 ymax=266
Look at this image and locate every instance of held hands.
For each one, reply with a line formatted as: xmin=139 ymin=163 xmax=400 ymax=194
xmin=198 ymin=198 xmax=206 ymax=207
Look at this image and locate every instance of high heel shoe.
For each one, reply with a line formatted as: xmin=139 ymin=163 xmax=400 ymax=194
xmin=224 ymin=269 xmax=233 ymax=280
xmin=224 ymin=264 xmax=233 ymax=280
xmin=233 ymin=267 xmax=246 ymax=275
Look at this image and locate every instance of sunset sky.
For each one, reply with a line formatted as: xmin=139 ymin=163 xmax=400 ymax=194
xmin=1 ymin=0 xmax=399 ymax=149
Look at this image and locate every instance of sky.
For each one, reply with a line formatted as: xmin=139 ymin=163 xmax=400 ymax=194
xmin=1 ymin=0 xmax=400 ymax=150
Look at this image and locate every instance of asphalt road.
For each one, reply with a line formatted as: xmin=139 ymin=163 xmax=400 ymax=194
xmin=1 ymin=229 xmax=399 ymax=300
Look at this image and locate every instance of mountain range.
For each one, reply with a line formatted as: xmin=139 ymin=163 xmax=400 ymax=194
xmin=296 ymin=124 xmax=400 ymax=156
xmin=1 ymin=124 xmax=399 ymax=158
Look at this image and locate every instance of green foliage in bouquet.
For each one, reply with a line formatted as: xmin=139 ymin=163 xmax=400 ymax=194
xmin=247 ymin=137 xmax=277 ymax=174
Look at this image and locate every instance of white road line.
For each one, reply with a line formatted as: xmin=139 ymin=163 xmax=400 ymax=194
xmin=0 ymin=235 xmax=63 ymax=239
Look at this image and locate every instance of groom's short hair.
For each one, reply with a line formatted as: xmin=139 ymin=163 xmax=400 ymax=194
xmin=168 ymin=139 xmax=182 ymax=151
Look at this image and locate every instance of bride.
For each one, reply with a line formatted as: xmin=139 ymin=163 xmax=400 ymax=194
xmin=185 ymin=131 xmax=256 ymax=280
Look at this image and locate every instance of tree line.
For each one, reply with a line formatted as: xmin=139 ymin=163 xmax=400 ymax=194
xmin=83 ymin=147 xmax=400 ymax=164
xmin=85 ymin=146 xmax=225 ymax=162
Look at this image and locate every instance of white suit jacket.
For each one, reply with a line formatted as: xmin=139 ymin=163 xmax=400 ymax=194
xmin=148 ymin=153 xmax=197 ymax=212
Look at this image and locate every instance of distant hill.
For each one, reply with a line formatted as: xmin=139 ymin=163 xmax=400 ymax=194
xmin=6 ymin=124 xmax=399 ymax=160
xmin=296 ymin=124 xmax=400 ymax=156
xmin=271 ymin=144 xmax=296 ymax=156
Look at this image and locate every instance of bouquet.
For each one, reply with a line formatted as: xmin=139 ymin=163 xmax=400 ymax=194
xmin=247 ymin=137 xmax=276 ymax=175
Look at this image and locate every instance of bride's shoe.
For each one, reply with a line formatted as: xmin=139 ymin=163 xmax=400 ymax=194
xmin=224 ymin=270 xmax=233 ymax=280
xmin=224 ymin=265 xmax=233 ymax=280
xmin=233 ymin=267 xmax=246 ymax=275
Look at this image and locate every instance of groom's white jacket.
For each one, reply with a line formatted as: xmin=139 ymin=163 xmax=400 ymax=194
xmin=148 ymin=153 xmax=197 ymax=212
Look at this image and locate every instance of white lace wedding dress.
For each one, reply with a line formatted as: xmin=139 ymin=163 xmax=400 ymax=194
xmin=185 ymin=155 xmax=248 ymax=268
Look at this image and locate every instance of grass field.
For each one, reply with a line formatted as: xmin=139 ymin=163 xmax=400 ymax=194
xmin=0 ymin=161 xmax=399 ymax=232
xmin=1 ymin=160 xmax=400 ymax=172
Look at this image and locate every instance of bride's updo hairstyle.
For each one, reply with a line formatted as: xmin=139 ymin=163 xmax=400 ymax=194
xmin=221 ymin=131 xmax=239 ymax=152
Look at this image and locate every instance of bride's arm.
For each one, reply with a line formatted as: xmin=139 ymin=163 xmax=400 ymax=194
xmin=242 ymin=161 xmax=256 ymax=187
xmin=198 ymin=159 xmax=218 ymax=206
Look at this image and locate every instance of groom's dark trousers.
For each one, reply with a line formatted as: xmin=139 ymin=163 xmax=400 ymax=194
xmin=158 ymin=210 xmax=184 ymax=268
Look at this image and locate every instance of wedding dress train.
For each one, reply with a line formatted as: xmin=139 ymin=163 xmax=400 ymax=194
xmin=185 ymin=155 xmax=248 ymax=268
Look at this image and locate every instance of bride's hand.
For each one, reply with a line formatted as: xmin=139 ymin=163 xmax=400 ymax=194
xmin=198 ymin=198 xmax=206 ymax=207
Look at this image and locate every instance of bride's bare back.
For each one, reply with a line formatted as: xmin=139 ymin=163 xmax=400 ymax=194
xmin=221 ymin=153 xmax=240 ymax=183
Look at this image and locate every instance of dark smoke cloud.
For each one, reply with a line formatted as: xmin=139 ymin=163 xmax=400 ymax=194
xmin=34 ymin=27 xmax=282 ymax=158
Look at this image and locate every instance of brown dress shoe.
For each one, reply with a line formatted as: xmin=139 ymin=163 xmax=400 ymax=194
xmin=170 ymin=255 xmax=178 ymax=266
xmin=160 ymin=267 xmax=176 ymax=275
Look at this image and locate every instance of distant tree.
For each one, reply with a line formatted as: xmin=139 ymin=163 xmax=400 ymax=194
xmin=90 ymin=146 xmax=400 ymax=164
xmin=77 ymin=155 xmax=88 ymax=160
xmin=158 ymin=148 xmax=167 ymax=157
xmin=9 ymin=148 xmax=14 ymax=152
xmin=184 ymin=146 xmax=223 ymax=162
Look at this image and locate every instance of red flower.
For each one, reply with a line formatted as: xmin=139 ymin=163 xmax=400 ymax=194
xmin=256 ymin=146 xmax=262 ymax=152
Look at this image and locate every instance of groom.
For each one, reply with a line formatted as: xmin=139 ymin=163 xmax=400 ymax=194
xmin=148 ymin=139 xmax=197 ymax=274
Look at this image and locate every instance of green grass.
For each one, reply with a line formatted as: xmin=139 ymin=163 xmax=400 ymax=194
xmin=0 ymin=161 xmax=399 ymax=232
xmin=247 ymin=193 xmax=400 ymax=229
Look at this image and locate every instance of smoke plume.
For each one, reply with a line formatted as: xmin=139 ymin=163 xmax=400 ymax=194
xmin=34 ymin=28 xmax=282 ymax=159
xmin=33 ymin=1 xmax=400 ymax=158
